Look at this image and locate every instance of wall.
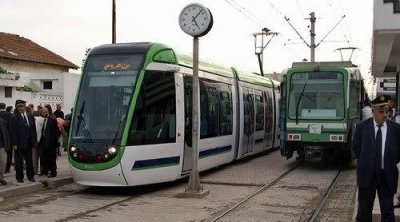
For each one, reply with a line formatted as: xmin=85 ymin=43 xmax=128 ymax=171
xmin=62 ymin=72 xmax=81 ymax=114
xmin=374 ymin=0 xmax=400 ymax=30
xmin=0 ymin=58 xmax=79 ymax=114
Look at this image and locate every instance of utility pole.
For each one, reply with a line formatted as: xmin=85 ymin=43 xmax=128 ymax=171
xmin=284 ymin=12 xmax=345 ymax=63
xmin=112 ymin=0 xmax=116 ymax=44
xmin=253 ymin=28 xmax=278 ymax=76
xmin=309 ymin=12 xmax=316 ymax=62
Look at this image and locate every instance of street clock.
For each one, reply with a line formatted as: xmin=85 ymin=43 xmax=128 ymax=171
xmin=179 ymin=3 xmax=213 ymax=37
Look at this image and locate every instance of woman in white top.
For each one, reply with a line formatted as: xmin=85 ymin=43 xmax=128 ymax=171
xmin=361 ymin=100 xmax=373 ymax=121
xmin=33 ymin=115 xmax=44 ymax=174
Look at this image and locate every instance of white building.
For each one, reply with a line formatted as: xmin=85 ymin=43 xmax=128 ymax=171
xmin=0 ymin=32 xmax=79 ymax=114
xmin=372 ymin=0 xmax=400 ymax=103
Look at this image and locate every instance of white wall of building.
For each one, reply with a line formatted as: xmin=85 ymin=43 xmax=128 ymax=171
xmin=374 ymin=1 xmax=400 ymax=30
xmin=63 ymin=72 xmax=81 ymax=114
xmin=0 ymin=59 xmax=79 ymax=115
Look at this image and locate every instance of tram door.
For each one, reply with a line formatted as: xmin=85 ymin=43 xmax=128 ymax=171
xmin=264 ymin=91 xmax=274 ymax=148
xmin=182 ymin=76 xmax=194 ymax=172
xmin=242 ymin=88 xmax=255 ymax=155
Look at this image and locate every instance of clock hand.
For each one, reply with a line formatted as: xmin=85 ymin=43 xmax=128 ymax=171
xmin=193 ymin=9 xmax=203 ymax=20
xmin=192 ymin=16 xmax=200 ymax=28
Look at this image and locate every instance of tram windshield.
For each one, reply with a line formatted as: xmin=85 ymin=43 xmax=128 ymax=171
xmin=71 ymin=54 xmax=143 ymax=144
xmin=288 ymin=72 xmax=344 ymax=120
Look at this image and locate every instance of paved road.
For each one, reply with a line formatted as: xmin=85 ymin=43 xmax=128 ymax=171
xmin=0 ymin=150 xmax=357 ymax=222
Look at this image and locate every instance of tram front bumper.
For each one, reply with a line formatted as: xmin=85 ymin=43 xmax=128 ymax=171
xmin=304 ymin=146 xmax=323 ymax=161
xmin=70 ymin=163 xmax=128 ymax=187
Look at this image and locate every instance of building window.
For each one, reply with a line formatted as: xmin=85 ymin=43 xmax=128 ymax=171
xmin=5 ymin=87 xmax=12 ymax=98
xmin=43 ymin=81 xmax=52 ymax=90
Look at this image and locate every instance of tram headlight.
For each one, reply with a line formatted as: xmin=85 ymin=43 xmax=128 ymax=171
xmin=70 ymin=146 xmax=76 ymax=153
xmin=104 ymin=153 xmax=110 ymax=159
xmin=108 ymin=146 xmax=118 ymax=155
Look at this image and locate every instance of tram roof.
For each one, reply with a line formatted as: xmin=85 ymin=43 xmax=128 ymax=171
xmin=291 ymin=61 xmax=357 ymax=68
xmin=89 ymin=42 xmax=153 ymax=55
xmin=286 ymin=61 xmax=362 ymax=80
xmin=177 ymin=54 xmax=276 ymax=88
xmin=87 ymin=42 xmax=277 ymax=88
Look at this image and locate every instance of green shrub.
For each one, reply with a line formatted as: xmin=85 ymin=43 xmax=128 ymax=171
xmin=0 ymin=66 xmax=7 ymax=74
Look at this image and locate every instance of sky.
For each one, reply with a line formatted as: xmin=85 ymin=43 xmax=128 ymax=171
xmin=1 ymin=0 xmax=373 ymax=84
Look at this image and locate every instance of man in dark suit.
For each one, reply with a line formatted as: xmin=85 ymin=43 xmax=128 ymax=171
xmin=10 ymin=100 xmax=37 ymax=183
xmin=0 ymin=102 xmax=13 ymax=173
xmin=39 ymin=107 xmax=60 ymax=177
xmin=352 ymin=95 xmax=400 ymax=222
xmin=0 ymin=117 xmax=10 ymax=185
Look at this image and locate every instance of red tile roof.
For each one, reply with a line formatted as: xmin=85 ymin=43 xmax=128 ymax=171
xmin=0 ymin=32 xmax=78 ymax=69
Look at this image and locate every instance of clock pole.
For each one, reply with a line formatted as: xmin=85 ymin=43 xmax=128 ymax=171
xmin=187 ymin=36 xmax=202 ymax=193
xmin=112 ymin=0 xmax=116 ymax=44
xmin=177 ymin=3 xmax=213 ymax=198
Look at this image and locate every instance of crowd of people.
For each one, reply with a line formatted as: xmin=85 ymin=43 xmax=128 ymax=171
xmin=0 ymin=100 xmax=72 ymax=185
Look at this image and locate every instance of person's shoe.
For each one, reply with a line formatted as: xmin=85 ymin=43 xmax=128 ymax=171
xmin=16 ymin=179 xmax=24 ymax=183
xmin=28 ymin=178 xmax=35 ymax=182
xmin=0 ymin=179 xmax=7 ymax=185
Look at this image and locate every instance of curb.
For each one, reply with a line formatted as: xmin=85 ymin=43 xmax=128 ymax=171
xmin=43 ymin=176 xmax=74 ymax=189
xmin=0 ymin=176 xmax=73 ymax=201
xmin=0 ymin=182 xmax=45 ymax=200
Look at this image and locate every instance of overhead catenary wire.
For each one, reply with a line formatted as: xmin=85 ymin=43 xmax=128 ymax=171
xmin=325 ymin=0 xmax=352 ymax=46
xmin=284 ymin=16 xmax=310 ymax=47
xmin=224 ymin=0 xmax=265 ymax=28
xmin=296 ymin=0 xmax=306 ymax=17
xmin=265 ymin=1 xmax=305 ymax=47
xmin=316 ymin=15 xmax=346 ymax=47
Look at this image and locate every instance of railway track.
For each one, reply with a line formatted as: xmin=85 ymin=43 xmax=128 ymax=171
xmin=0 ymin=152 xmax=354 ymax=222
xmin=208 ymin=163 xmax=345 ymax=222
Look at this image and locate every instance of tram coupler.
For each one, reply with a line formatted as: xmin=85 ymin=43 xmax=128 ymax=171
xmin=304 ymin=146 xmax=323 ymax=161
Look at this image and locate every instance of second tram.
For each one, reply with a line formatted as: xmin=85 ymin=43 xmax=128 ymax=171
xmin=280 ymin=61 xmax=366 ymax=163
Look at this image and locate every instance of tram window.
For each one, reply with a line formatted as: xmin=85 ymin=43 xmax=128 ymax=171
xmin=265 ymin=91 xmax=274 ymax=134
xmin=184 ymin=77 xmax=233 ymax=140
xmin=243 ymin=89 xmax=255 ymax=137
xmin=255 ymin=91 xmax=264 ymax=131
xmin=219 ymin=87 xmax=233 ymax=135
xmin=349 ymin=81 xmax=360 ymax=118
xmin=200 ymin=80 xmax=219 ymax=138
xmin=184 ymin=77 xmax=193 ymax=147
xmin=127 ymin=71 xmax=176 ymax=145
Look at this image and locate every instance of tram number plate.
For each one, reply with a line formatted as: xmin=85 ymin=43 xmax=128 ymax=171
xmin=309 ymin=123 xmax=322 ymax=134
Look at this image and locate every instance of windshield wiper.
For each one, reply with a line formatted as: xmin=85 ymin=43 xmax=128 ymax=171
xmin=75 ymin=100 xmax=94 ymax=143
xmin=295 ymin=80 xmax=308 ymax=125
xmin=112 ymin=114 xmax=126 ymax=144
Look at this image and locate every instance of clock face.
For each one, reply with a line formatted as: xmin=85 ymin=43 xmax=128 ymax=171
xmin=179 ymin=3 xmax=213 ymax=37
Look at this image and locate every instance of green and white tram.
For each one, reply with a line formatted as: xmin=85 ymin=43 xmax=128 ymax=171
xmin=280 ymin=61 xmax=366 ymax=163
xmin=68 ymin=42 xmax=280 ymax=186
